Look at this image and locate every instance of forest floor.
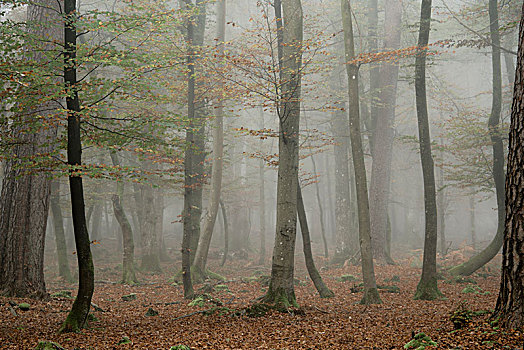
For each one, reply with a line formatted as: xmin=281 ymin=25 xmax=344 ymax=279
xmin=0 ymin=247 xmax=523 ymax=349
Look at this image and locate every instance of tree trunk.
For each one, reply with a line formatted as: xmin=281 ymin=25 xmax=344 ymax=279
xmin=263 ymin=0 xmax=303 ymax=309
xmin=311 ymin=155 xmax=329 ymax=258
xmin=330 ymin=106 xmax=352 ymax=263
xmin=109 ymin=152 xmax=137 ymax=285
xmin=437 ymin=162 xmax=447 ymax=256
xmin=366 ymin=0 xmax=379 ymax=150
xmin=51 ymin=181 xmax=73 ymax=283
xmin=448 ymin=0 xmax=505 ymax=277
xmin=0 ymin=0 xmax=61 ymax=299
xmin=220 ymin=200 xmax=229 ymax=267
xmin=297 ymin=185 xmax=334 ymax=298
xmin=193 ymin=0 xmax=226 ymax=280
xmin=341 ymin=0 xmax=381 ymax=305
xmin=140 ymin=177 xmax=161 ymax=273
xmin=59 ymin=0 xmax=95 ymax=332
xmin=258 ymin=107 xmax=267 ymax=266
xmin=493 ymin=5 xmax=524 ymax=328
xmin=369 ymin=0 xmax=402 ymax=264
xmin=181 ymin=0 xmax=206 ymax=298
xmin=413 ymin=0 xmax=442 ymax=301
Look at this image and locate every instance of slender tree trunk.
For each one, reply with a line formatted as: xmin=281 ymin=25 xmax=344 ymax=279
xmin=437 ymin=162 xmax=447 ymax=256
xmin=192 ymin=0 xmax=226 ymax=280
xmin=369 ymin=0 xmax=402 ymax=264
xmin=413 ymin=0 xmax=442 ymax=300
xmin=324 ymin=154 xmax=336 ymax=243
xmin=297 ymin=184 xmax=333 ymax=297
xmin=311 ymin=155 xmax=329 ymax=258
xmin=220 ymin=199 xmax=229 ymax=266
xmin=51 ymin=181 xmax=73 ymax=283
xmin=341 ymin=0 xmax=381 ymax=305
xmin=470 ymin=196 xmax=477 ymax=251
xmin=264 ymin=0 xmax=303 ymax=309
xmin=140 ymin=177 xmax=161 ymax=273
xmin=181 ymin=0 xmax=206 ymax=298
xmin=367 ymin=0 xmax=379 ymax=149
xmin=503 ymin=34 xmax=516 ymax=85
xmin=449 ymin=0 xmax=505 ymax=277
xmin=110 ymin=152 xmax=137 ymax=285
xmin=493 ymin=5 xmax=524 ymax=328
xmin=258 ymin=107 xmax=267 ymax=265
xmin=59 ymin=0 xmax=95 ymax=332
xmin=0 ymin=0 xmax=61 ymax=299
xmin=331 ymin=106 xmax=352 ymax=263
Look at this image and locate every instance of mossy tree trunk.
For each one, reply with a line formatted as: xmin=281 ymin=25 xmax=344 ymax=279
xmin=413 ymin=0 xmax=442 ymax=301
xmin=341 ymin=0 xmax=381 ymax=305
xmin=59 ymin=0 xmax=94 ymax=332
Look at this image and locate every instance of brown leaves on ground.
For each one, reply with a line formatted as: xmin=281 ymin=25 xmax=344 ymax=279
xmin=0 ymin=252 xmax=521 ymax=349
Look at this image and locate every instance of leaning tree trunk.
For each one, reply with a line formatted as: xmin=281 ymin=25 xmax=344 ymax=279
xmin=263 ymin=0 xmax=303 ymax=309
xmin=448 ymin=0 xmax=505 ymax=277
xmin=369 ymin=0 xmax=402 ymax=264
xmin=297 ymin=185 xmax=334 ymax=298
xmin=0 ymin=0 xmax=61 ymax=299
xmin=59 ymin=0 xmax=95 ymax=332
xmin=110 ymin=152 xmax=137 ymax=285
xmin=413 ymin=0 xmax=442 ymax=300
xmin=51 ymin=181 xmax=73 ymax=283
xmin=192 ymin=0 xmax=226 ymax=281
xmin=341 ymin=0 xmax=381 ymax=305
xmin=493 ymin=4 xmax=524 ymax=328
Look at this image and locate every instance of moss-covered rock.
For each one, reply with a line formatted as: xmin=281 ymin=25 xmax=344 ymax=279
xmin=169 ymin=345 xmax=190 ymax=350
xmin=18 ymin=303 xmax=30 ymax=311
xmin=117 ymin=336 xmax=132 ymax=345
xmin=403 ymin=332 xmax=437 ymax=349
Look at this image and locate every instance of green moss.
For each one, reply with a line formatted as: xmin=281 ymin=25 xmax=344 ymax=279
xmin=169 ymin=345 xmax=190 ymax=350
xmin=450 ymin=303 xmax=473 ymax=330
xmin=18 ymin=303 xmax=30 ymax=311
xmin=51 ymin=291 xmax=73 ymax=299
xmin=145 ymin=308 xmax=158 ymax=316
xmin=461 ymin=285 xmax=490 ymax=295
xmin=414 ymin=277 xmax=443 ymax=301
xmin=214 ymin=284 xmax=229 ymax=291
xmin=206 ymin=270 xmax=226 ymax=281
xmin=262 ymin=287 xmax=298 ymax=311
xmin=117 ymin=336 xmax=132 ymax=345
xmin=34 ymin=341 xmax=66 ymax=350
xmin=403 ymin=332 xmax=437 ymax=349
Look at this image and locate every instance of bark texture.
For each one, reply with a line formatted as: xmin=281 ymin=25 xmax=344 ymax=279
xmin=493 ymin=4 xmax=524 ymax=328
xmin=341 ymin=0 xmax=381 ymax=305
xmin=0 ymin=0 xmax=61 ymax=299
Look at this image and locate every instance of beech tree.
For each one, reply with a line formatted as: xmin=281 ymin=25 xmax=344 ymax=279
xmin=413 ymin=0 xmax=442 ymax=301
xmin=341 ymin=0 xmax=381 ymax=305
